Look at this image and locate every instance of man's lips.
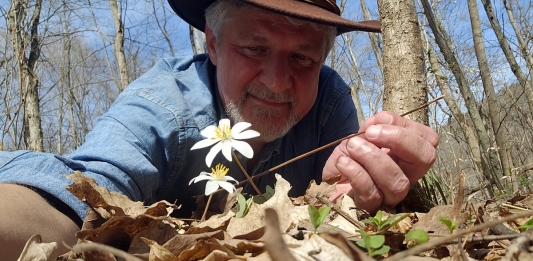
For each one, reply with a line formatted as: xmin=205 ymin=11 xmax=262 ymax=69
xmin=248 ymin=94 xmax=291 ymax=108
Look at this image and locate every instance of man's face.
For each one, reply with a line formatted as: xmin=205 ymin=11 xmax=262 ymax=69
xmin=206 ymin=9 xmax=327 ymax=142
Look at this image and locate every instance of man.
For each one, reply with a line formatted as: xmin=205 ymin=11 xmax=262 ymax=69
xmin=0 ymin=0 xmax=438 ymax=259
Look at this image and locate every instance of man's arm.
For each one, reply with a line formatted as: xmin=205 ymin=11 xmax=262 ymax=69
xmin=0 ymin=184 xmax=79 ymax=260
xmin=323 ymin=111 xmax=439 ymax=213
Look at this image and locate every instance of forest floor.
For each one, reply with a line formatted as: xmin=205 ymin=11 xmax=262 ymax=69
xmin=18 ymin=171 xmax=533 ymax=261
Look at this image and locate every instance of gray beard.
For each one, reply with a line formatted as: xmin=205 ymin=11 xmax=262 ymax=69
xmin=224 ymin=86 xmax=300 ymax=142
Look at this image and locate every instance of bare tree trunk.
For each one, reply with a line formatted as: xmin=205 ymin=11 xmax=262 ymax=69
xmin=480 ymin=0 xmax=533 ymax=117
xmin=467 ymin=0 xmax=514 ymax=190
xmin=8 ymin=0 xmax=44 ymax=152
xmin=377 ymin=0 xmax=428 ymax=124
xmin=422 ymin=30 xmax=484 ymax=183
xmin=503 ymin=0 xmax=533 ymax=85
xmin=189 ymin=25 xmax=204 ymax=55
xmin=421 ymin=0 xmax=503 ymax=191
xmin=109 ymin=0 xmax=129 ymax=91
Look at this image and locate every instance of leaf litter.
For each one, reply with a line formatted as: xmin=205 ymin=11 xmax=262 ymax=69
xmin=16 ymin=170 xmax=533 ymax=261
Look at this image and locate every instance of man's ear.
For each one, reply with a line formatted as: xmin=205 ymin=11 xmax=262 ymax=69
xmin=205 ymin=23 xmax=218 ymax=66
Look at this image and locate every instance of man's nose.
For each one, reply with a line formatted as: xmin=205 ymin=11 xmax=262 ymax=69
xmin=259 ymin=56 xmax=291 ymax=93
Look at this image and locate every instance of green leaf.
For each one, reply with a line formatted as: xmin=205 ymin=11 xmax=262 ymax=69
xmin=373 ymin=245 xmax=390 ymax=256
xmin=405 ymin=229 xmax=429 ymax=248
xmin=308 ymin=205 xmax=331 ymax=233
xmin=438 ymin=216 xmax=456 ymax=232
xmin=236 ymin=193 xmax=253 ymax=218
xmin=252 ymin=185 xmax=275 ymax=204
xmin=519 ymin=218 xmax=533 ymax=232
xmin=368 ymin=234 xmax=385 ymax=249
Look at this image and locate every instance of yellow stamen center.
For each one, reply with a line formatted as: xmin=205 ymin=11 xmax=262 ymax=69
xmin=214 ymin=123 xmax=231 ymax=140
xmin=212 ymin=163 xmax=229 ymax=179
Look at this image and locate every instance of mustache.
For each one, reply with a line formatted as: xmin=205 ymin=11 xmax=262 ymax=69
xmin=245 ymin=85 xmax=295 ymax=104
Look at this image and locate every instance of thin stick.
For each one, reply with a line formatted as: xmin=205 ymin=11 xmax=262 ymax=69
xmin=232 ymin=151 xmax=263 ymax=197
xmin=237 ymin=96 xmax=444 ymax=187
xmin=210 ymin=96 xmax=444 ymax=194
xmin=201 ymin=194 xmax=213 ymax=222
xmin=384 ymin=209 xmax=533 ymax=261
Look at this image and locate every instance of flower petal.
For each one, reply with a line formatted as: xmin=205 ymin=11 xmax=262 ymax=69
xmin=222 ymin=175 xmax=238 ymax=183
xmin=191 ymin=138 xmax=219 ymax=150
xmin=219 ymin=118 xmax=231 ymax=127
xmin=205 ymin=180 xmax=219 ymax=195
xmin=221 ymin=141 xmax=233 ymax=161
xmin=205 ymin=142 xmax=224 ymax=167
xmin=189 ymin=172 xmax=213 ymax=185
xmin=218 ymin=181 xmax=236 ymax=194
xmin=234 ymin=129 xmax=260 ymax=140
xmin=200 ymin=125 xmax=218 ymax=138
xmin=231 ymin=122 xmax=251 ymax=135
xmin=231 ymin=140 xmax=254 ymax=159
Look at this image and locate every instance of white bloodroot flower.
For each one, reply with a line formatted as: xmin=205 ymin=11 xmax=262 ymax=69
xmin=191 ymin=119 xmax=260 ymax=167
xmin=189 ymin=163 xmax=238 ymax=195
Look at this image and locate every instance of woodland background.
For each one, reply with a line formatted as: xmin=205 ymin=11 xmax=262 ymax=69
xmin=1 ymin=0 xmax=532 ymax=205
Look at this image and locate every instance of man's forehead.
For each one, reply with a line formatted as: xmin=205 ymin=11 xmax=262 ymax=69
xmin=235 ymin=27 xmax=325 ymax=51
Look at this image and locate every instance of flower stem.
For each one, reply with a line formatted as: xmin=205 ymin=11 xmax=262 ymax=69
xmin=232 ymin=151 xmax=264 ymax=197
xmin=201 ymin=194 xmax=213 ymax=222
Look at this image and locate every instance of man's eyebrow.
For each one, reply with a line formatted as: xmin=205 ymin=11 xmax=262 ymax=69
xmin=239 ymin=33 xmax=269 ymax=43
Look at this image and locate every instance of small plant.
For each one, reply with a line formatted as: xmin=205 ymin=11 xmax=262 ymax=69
xmin=236 ymin=193 xmax=253 ymax=218
xmin=308 ymin=205 xmax=331 ymax=233
xmin=438 ymin=216 xmax=456 ymax=233
xmin=361 ymin=210 xmax=410 ymax=233
xmin=356 ymin=230 xmax=390 ymax=257
xmin=518 ymin=218 xmax=533 ymax=232
xmin=405 ymin=229 xmax=429 ymax=248
xmin=252 ymin=185 xmax=275 ymax=204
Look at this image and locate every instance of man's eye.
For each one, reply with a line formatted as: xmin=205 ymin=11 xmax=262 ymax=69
xmin=295 ymin=54 xmax=309 ymax=60
xmin=246 ymin=46 xmax=259 ymax=51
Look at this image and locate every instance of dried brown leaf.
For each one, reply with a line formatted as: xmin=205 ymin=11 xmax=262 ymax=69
xmin=17 ymin=234 xmax=57 ymax=261
xmin=226 ymin=174 xmax=300 ymax=237
xmin=162 ymin=230 xmax=226 ymax=256
xmin=65 ymin=171 xmax=146 ymax=219
xmin=304 ymin=179 xmax=337 ymax=206
xmin=129 ymin=220 xmax=180 ymax=254
xmin=329 ymin=194 xmax=359 ymax=234
xmin=187 ymin=212 xmax=235 ymax=234
xmin=141 ymin=237 xmax=176 ymax=261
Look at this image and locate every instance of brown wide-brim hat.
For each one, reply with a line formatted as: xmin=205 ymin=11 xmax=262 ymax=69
xmin=168 ymin=0 xmax=381 ymax=35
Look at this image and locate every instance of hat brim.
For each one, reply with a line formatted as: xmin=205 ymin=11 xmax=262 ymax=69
xmin=168 ymin=0 xmax=381 ymax=35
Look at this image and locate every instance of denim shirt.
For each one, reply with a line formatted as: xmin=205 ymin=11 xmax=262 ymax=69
xmin=0 ymin=54 xmax=359 ymax=219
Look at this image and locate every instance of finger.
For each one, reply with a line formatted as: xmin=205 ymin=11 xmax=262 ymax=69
xmin=361 ymin=111 xmax=439 ymax=147
xmin=343 ymin=137 xmax=410 ymax=206
xmin=334 ymin=155 xmax=383 ymax=212
xmin=364 ymin=124 xmax=437 ymax=182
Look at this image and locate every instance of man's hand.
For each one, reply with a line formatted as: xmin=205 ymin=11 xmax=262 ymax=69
xmin=323 ymin=111 xmax=439 ymax=213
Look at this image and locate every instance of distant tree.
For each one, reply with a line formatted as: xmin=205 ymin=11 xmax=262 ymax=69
xmin=7 ymin=0 xmax=44 ymax=152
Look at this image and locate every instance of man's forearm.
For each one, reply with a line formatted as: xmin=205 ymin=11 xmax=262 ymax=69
xmin=0 ymin=184 xmax=79 ymax=260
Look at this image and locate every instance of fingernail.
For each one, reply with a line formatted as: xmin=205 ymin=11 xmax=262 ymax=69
xmin=337 ymin=155 xmax=350 ymax=165
xmin=365 ymin=125 xmax=381 ymax=139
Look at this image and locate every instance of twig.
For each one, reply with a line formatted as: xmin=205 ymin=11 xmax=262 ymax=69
xmin=235 ymin=96 xmax=444 ymax=188
xmin=71 ymin=241 xmax=143 ymax=261
xmin=232 ymin=150 xmax=263 ymax=197
xmin=317 ymin=193 xmax=366 ymax=230
xmin=263 ymin=208 xmax=299 ymax=261
xmin=201 ymin=194 xmax=213 ymax=222
xmin=385 ymin=209 xmax=533 ymax=261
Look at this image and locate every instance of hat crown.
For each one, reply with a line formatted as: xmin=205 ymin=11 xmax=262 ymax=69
xmin=299 ymin=0 xmax=340 ymax=15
